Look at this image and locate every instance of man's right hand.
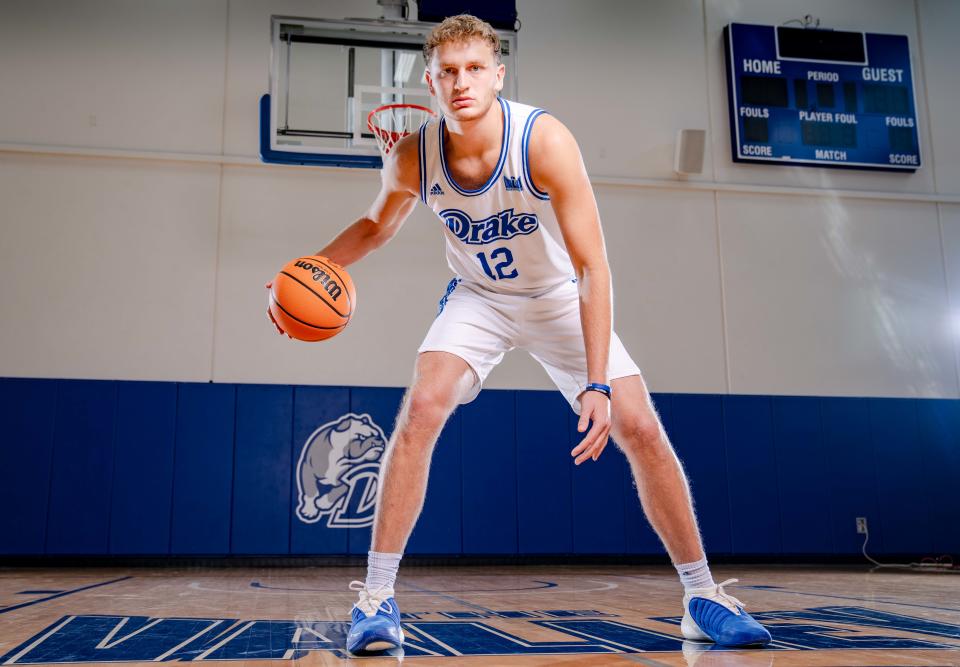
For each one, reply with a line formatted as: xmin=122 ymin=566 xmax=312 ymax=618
xmin=265 ymin=281 xmax=290 ymax=337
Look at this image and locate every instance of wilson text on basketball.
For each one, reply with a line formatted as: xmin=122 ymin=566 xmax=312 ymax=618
xmin=294 ymin=260 xmax=343 ymax=300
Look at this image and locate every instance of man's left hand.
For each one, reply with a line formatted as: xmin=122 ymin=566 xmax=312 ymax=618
xmin=571 ymin=390 xmax=611 ymax=465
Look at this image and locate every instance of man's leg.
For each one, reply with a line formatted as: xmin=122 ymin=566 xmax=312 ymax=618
xmin=347 ymin=350 xmax=475 ymax=654
xmin=609 ymin=374 xmax=703 ymax=565
xmin=609 ymin=374 xmax=771 ymax=647
xmin=371 ymin=350 xmax=476 ymax=552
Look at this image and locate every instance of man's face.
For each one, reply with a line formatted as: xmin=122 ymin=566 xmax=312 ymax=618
xmin=425 ymin=37 xmax=505 ymax=122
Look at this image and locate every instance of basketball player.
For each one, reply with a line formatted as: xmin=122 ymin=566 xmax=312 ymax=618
xmin=269 ymin=14 xmax=771 ymax=654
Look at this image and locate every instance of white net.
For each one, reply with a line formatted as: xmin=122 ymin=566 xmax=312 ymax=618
xmin=367 ymin=104 xmax=436 ymax=157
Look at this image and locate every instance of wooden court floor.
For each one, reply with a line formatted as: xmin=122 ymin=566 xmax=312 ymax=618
xmin=1 ymin=564 xmax=958 ymax=666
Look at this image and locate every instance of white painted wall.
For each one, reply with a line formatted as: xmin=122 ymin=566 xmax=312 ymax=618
xmin=0 ymin=0 xmax=958 ymax=398
xmin=917 ymin=1 xmax=960 ymax=194
xmin=0 ymin=0 xmax=228 ymax=154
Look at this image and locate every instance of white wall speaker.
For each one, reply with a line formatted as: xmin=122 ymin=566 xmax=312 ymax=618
xmin=674 ymin=129 xmax=706 ymax=175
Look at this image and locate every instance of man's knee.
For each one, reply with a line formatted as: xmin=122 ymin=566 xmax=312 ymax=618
xmin=399 ymin=356 xmax=469 ymax=430
xmin=404 ymin=385 xmax=457 ymax=431
xmin=614 ymin=410 xmax=667 ymax=456
xmin=386 ymin=389 xmax=452 ymax=460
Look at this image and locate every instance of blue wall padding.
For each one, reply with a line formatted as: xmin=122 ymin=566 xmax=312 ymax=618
xmin=870 ymin=398 xmax=931 ymax=555
xmin=623 ymin=393 xmax=670 ymax=555
xmin=347 ymin=387 xmax=404 ymax=555
xmin=171 ymin=383 xmax=236 ymax=555
xmin=407 ymin=409 xmax=463 ymax=555
xmin=771 ymin=396 xmax=834 ymax=554
xmin=1 ymin=377 xmax=958 ymax=558
xmin=0 ymin=379 xmax=57 ymax=554
xmin=231 ymin=385 xmax=293 ymax=555
xmin=570 ymin=407 xmax=627 ymax=554
xmin=110 ymin=382 xmax=177 ymax=555
xmin=516 ymin=391 xmax=573 ymax=554
xmin=668 ymin=394 xmax=732 ymax=555
xmin=723 ymin=395 xmax=782 ymax=555
xmin=460 ymin=390 xmax=518 ymax=554
xmin=916 ymin=400 xmax=960 ymax=554
xmin=290 ymin=385 xmax=350 ymax=555
xmin=820 ymin=398 xmax=884 ymax=555
xmin=45 ymin=380 xmax=117 ymax=554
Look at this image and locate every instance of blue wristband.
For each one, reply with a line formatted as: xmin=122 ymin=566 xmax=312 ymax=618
xmin=584 ymin=382 xmax=612 ymax=398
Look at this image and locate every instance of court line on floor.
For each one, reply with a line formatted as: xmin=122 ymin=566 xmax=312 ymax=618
xmin=185 ymin=578 xmax=616 ymax=597
xmin=397 ymin=579 xmax=620 ymax=614
xmin=399 ymin=581 xmax=497 ymax=614
xmin=0 ymin=577 xmax=133 ymax=615
xmin=247 ymin=580 xmax=559 ymax=594
xmin=735 ymin=585 xmax=960 ymax=614
xmin=1 ymin=614 xmax=76 ymax=663
xmin=238 ymin=579 xmax=617 ymax=596
xmin=618 ymin=575 xmax=960 ymax=614
xmin=406 ymin=579 xmax=618 ymax=597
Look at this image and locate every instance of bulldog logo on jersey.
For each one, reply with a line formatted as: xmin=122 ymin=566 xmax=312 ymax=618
xmin=441 ymin=207 xmax=540 ymax=245
xmin=295 ymin=413 xmax=386 ymax=528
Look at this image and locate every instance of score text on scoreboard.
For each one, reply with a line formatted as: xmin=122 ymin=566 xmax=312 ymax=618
xmin=723 ymin=23 xmax=921 ymax=171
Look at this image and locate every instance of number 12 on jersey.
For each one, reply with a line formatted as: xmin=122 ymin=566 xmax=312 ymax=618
xmin=476 ymin=247 xmax=518 ymax=280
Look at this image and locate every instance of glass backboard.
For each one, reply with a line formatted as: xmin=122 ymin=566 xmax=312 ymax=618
xmin=261 ymin=16 xmax=519 ymax=168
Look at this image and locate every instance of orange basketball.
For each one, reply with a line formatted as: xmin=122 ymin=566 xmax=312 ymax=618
xmin=269 ymin=255 xmax=356 ymax=341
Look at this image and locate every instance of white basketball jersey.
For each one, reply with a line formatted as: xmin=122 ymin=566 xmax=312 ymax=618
xmin=417 ymin=98 xmax=576 ymax=295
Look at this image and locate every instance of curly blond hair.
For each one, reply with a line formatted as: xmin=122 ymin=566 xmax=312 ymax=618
xmin=422 ymin=14 xmax=501 ymax=65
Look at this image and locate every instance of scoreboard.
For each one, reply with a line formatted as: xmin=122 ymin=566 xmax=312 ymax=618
xmin=723 ymin=23 xmax=921 ymax=171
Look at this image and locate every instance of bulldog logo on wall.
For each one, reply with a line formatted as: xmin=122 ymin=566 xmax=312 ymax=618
xmin=295 ymin=413 xmax=387 ymax=528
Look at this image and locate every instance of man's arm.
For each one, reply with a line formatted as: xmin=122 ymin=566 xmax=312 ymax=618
xmin=317 ymin=132 xmax=422 ymax=267
xmin=528 ymin=114 xmax=613 ymax=464
xmin=266 ymin=132 xmax=421 ymax=336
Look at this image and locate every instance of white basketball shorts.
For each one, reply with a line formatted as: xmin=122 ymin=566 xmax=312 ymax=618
xmin=418 ymin=277 xmax=641 ymax=414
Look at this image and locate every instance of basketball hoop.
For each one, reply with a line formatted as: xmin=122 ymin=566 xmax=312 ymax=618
xmin=367 ymin=103 xmax=436 ymax=158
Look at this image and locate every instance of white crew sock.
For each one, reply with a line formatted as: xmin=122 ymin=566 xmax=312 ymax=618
xmin=365 ymin=550 xmax=402 ymax=592
xmin=675 ymin=556 xmax=715 ymax=592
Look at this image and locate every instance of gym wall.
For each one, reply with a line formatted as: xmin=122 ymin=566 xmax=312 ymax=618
xmin=0 ymin=0 xmax=957 ymax=397
xmin=1 ymin=1 xmax=958 ymax=559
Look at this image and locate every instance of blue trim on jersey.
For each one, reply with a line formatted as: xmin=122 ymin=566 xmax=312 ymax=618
xmin=438 ymin=98 xmax=510 ymax=197
xmin=521 ymin=109 xmax=551 ymax=201
xmin=437 ymin=277 xmax=461 ymax=316
xmin=418 ymin=121 xmax=428 ymax=203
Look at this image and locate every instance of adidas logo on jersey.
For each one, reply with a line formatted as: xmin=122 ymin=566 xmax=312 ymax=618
xmin=430 ymin=183 xmax=445 ymax=196
xmin=503 ymin=176 xmax=523 ymax=191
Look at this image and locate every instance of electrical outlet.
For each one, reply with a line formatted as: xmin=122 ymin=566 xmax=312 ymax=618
xmin=856 ymin=517 xmax=868 ymax=534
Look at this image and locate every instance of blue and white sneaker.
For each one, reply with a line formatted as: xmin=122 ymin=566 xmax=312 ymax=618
xmin=346 ymin=581 xmax=404 ymax=654
xmin=681 ymin=578 xmax=772 ymax=647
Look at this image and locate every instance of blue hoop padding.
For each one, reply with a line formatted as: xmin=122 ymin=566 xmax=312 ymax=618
xmin=259 ymin=94 xmax=383 ymax=169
